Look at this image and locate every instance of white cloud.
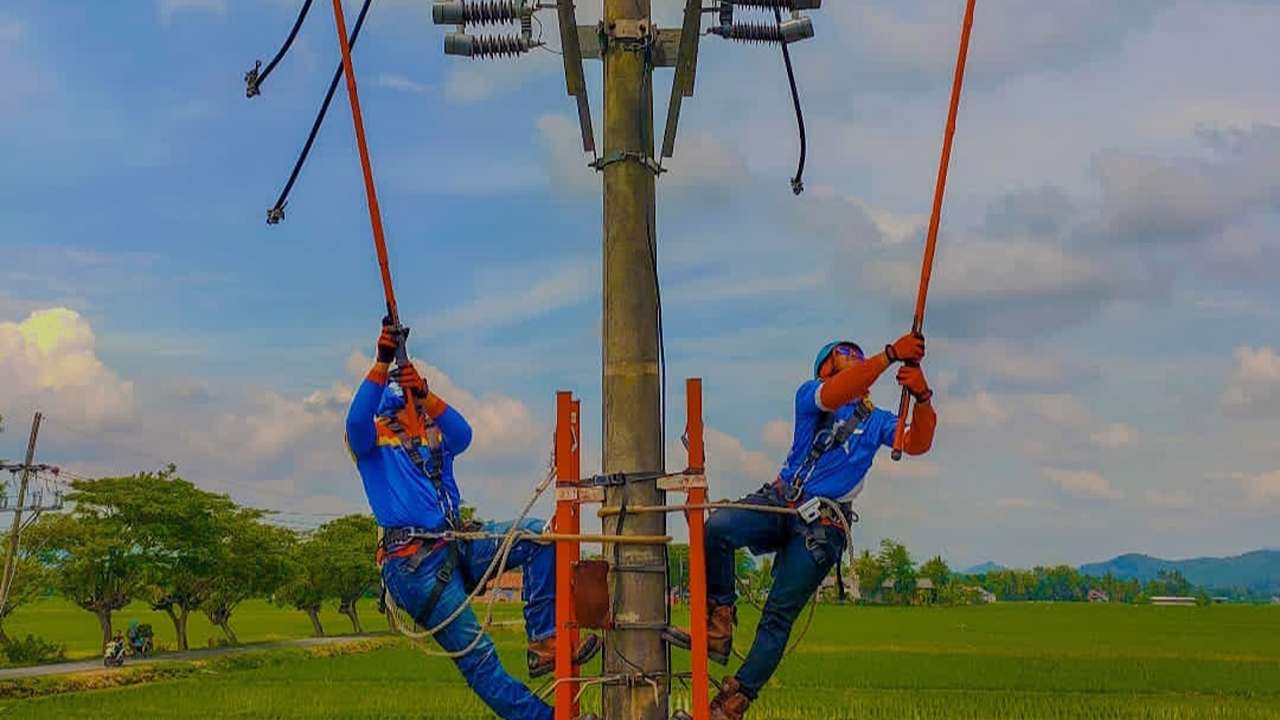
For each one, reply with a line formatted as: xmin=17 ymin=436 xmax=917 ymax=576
xmin=157 ymin=0 xmax=227 ymax=25
xmin=536 ymin=114 xmax=599 ymax=197
xmin=703 ymin=428 xmax=777 ymax=500
xmin=417 ymin=257 xmax=595 ymax=337
xmin=0 ymin=308 xmax=135 ymax=427
xmin=377 ymin=73 xmax=433 ymax=96
xmin=1239 ymin=470 xmax=1280 ymax=505
xmin=1145 ymin=489 xmax=1194 ymax=511
xmin=1089 ymin=423 xmax=1138 ymax=450
xmin=1042 ymin=467 xmax=1122 ymax=500
xmin=1221 ymin=346 xmax=1280 ymax=417
xmin=1097 ymin=125 xmax=1280 ymax=243
xmin=762 ymin=419 xmax=792 ymax=453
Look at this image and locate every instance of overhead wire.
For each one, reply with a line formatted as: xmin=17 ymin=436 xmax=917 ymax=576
xmin=774 ymin=6 xmax=807 ymax=195
xmin=245 ymin=0 xmax=317 ymax=98
xmin=263 ymin=0 xmax=375 ymax=224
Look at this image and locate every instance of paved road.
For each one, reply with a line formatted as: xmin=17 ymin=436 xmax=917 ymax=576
xmin=0 ymin=635 xmax=375 ymax=681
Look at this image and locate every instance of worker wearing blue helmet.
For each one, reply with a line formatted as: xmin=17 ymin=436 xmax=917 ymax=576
xmin=671 ymin=332 xmax=936 ymax=720
xmin=346 ymin=321 xmax=600 ymax=720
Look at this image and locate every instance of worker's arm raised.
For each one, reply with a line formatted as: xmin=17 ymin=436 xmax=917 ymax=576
xmin=817 ymin=334 xmax=924 ymax=410
xmin=345 ymin=361 xmax=389 ymax=458
xmin=883 ymin=365 xmax=936 ymax=456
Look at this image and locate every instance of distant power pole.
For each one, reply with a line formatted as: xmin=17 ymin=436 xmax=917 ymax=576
xmin=0 ymin=412 xmax=42 ymax=615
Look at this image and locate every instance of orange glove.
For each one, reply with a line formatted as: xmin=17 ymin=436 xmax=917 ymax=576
xmin=897 ymin=365 xmax=932 ymax=403
xmin=393 ymin=364 xmax=428 ymax=399
xmin=885 ymin=333 xmax=925 ymax=364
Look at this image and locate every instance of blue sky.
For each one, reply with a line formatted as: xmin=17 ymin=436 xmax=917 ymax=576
xmin=2 ymin=1 xmax=1278 ymax=567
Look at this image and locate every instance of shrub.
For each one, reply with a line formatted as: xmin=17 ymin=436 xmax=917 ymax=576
xmin=2 ymin=634 xmax=66 ymax=665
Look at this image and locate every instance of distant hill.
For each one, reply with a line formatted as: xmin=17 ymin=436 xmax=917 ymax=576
xmin=1080 ymin=550 xmax=1280 ymax=596
xmin=962 ymin=561 xmax=1006 ymax=575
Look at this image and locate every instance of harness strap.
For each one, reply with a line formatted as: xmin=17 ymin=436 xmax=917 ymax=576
xmin=786 ymin=398 xmax=873 ymax=502
xmin=384 ymin=413 xmax=459 ymax=528
xmin=411 ymin=542 xmax=459 ymax=631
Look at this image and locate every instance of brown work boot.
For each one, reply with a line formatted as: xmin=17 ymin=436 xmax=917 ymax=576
xmin=661 ymin=603 xmax=736 ymax=666
xmin=527 ymin=634 xmax=602 ymax=678
xmin=709 ymin=676 xmax=752 ymax=720
xmin=707 ymin=604 xmax=735 ymax=665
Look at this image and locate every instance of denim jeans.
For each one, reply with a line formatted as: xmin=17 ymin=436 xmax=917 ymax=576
xmin=704 ymin=486 xmax=845 ymax=699
xmin=382 ymin=518 xmax=555 ymax=720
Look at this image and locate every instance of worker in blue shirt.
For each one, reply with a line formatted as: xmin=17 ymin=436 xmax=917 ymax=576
xmin=347 ymin=322 xmax=600 ymax=720
xmin=676 ymin=333 xmax=937 ymax=720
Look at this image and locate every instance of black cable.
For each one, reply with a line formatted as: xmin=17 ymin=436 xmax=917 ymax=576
xmin=266 ymin=0 xmax=374 ymax=224
xmin=245 ymin=0 xmax=316 ymax=98
xmin=775 ymin=6 xmax=807 ymax=195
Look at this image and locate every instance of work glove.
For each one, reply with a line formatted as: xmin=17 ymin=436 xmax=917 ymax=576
xmin=897 ymin=365 xmax=933 ymax=403
xmin=393 ymin=363 xmax=429 ymax=399
xmin=885 ymin=332 xmax=925 ymax=364
xmin=376 ymin=318 xmax=399 ymax=364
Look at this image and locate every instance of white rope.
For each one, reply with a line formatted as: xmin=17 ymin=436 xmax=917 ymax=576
xmin=386 ymin=455 xmax=558 ymax=659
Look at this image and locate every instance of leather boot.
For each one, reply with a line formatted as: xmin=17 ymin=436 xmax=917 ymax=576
xmin=660 ymin=603 xmax=736 ymax=666
xmin=527 ymin=634 xmax=602 ymax=678
xmin=709 ymin=676 xmax=752 ymax=720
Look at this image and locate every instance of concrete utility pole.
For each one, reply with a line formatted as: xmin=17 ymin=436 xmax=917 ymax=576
xmin=600 ymin=2 xmax=666 ymax=718
xmin=0 ymin=412 xmax=42 ymax=615
xmin=423 ymin=3 xmax=824 ymax=718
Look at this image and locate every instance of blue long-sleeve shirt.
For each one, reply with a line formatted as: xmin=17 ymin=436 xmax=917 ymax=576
xmin=777 ymin=379 xmax=900 ymax=502
xmin=345 ymin=368 xmax=473 ymax=529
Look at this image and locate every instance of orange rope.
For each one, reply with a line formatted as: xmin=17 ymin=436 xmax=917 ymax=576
xmin=893 ymin=0 xmax=977 ymax=460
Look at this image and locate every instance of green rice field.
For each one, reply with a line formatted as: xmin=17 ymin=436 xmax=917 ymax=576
xmin=5 ymin=601 xmax=1280 ymax=718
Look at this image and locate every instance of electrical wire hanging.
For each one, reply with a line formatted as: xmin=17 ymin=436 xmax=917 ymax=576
xmin=262 ymin=0 xmax=374 ymax=224
xmin=775 ymin=6 xmax=807 ymax=195
xmin=245 ymin=0 xmax=317 ymax=98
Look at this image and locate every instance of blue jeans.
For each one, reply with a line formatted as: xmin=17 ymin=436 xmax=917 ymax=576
xmin=382 ymin=518 xmax=556 ymax=720
xmin=704 ymin=486 xmax=845 ymax=699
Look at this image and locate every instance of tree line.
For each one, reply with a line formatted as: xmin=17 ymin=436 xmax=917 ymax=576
xmin=5 ymin=467 xmax=379 ymax=651
xmin=851 ymin=539 xmax=1210 ymax=605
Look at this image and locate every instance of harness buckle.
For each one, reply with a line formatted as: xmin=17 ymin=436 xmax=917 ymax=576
xmin=796 ymin=497 xmax=822 ymax=524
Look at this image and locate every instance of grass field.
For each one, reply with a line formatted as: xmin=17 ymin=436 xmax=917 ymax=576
xmin=6 ymin=602 xmax=1280 ymax=718
xmin=2 ymin=596 xmax=407 ymax=660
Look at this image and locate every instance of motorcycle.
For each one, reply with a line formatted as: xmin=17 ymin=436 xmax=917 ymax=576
xmin=103 ymin=637 xmax=126 ymax=667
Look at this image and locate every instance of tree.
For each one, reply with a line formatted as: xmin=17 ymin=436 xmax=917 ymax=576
xmin=919 ymin=555 xmax=952 ymax=590
xmin=877 ymin=539 xmax=916 ymax=602
xmin=26 ymin=513 xmax=142 ymax=651
xmin=0 ymin=544 xmax=49 ymax=644
xmin=853 ymin=550 xmax=884 ymax=604
xmin=202 ymin=514 xmax=294 ymax=644
xmin=277 ymin=535 xmax=329 ymax=637
xmin=311 ymin=515 xmax=378 ymax=634
xmin=67 ymin=467 xmax=241 ymax=651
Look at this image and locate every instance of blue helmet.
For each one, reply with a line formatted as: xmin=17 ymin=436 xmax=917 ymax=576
xmin=813 ymin=340 xmax=862 ymax=378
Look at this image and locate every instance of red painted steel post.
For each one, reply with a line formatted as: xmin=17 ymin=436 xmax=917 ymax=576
xmin=569 ymin=398 xmax=582 ymax=718
xmin=685 ymin=379 xmax=710 ymax=720
xmin=554 ymin=391 xmax=579 ymax=720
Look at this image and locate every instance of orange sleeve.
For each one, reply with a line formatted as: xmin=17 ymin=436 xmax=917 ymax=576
xmin=818 ymin=354 xmax=891 ymax=410
xmin=903 ymin=401 xmax=937 ymax=456
xmin=424 ymin=392 xmax=448 ymax=419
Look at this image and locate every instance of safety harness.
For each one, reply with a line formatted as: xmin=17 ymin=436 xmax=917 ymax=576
xmin=378 ymin=407 xmax=464 ymax=631
xmin=783 ymin=397 xmax=875 ymax=504
xmin=775 ymin=397 xmax=873 ymax=601
xmin=382 ymin=411 xmax=459 ymax=529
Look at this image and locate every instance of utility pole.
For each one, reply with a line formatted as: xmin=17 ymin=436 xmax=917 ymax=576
xmin=0 ymin=412 xmax=42 ymax=617
xmin=600 ymin=3 xmax=665 ymax=719
xmin=430 ymin=4 xmax=824 ymax=718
